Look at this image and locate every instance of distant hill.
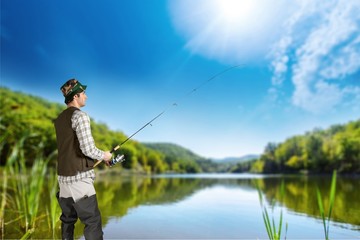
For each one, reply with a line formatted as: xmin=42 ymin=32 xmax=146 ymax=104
xmin=144 ymin=143 xmax=260 ymax=173
xmin=144 ymin=143 xmax=219 ymax=172
xmin=212 ymin=154 xmax=259 ymax=164
xmin=144 ymin=143 xmax=205 ymax=161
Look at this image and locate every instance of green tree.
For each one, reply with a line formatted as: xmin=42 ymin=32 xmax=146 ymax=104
xmin=254 ymin=119 xmax=360 ymax=174
xmin=302 ymin=134 xmax=324 ymax=171
xmin=148 ymin=152 xmax=166 ymax=173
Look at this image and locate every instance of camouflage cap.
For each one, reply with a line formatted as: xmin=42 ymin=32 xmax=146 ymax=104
xmin=60 ymin=79 xmax=87 ymax=104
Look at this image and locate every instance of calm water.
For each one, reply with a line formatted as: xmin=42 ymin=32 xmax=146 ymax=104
xmin=96 ymin=173 xmax=359 ymax=239
xmin=4 ymin=173 xmax=360 ymax=239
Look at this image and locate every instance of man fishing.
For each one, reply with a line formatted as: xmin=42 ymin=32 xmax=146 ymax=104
xmin=54 ymin=79 xmax=112 ymax=240
xmin=52 ymin=66 xmax=240 ymax=239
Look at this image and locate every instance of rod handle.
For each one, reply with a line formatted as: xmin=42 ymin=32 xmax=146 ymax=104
xmin=110 ymin=145 xmax=120 ymax=153
xmin=93 ymin=160 xmax=102 ymax=168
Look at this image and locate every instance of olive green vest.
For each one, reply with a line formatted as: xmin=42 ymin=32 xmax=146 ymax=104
xmin=54 ymin=107 xmax=94 ymax=176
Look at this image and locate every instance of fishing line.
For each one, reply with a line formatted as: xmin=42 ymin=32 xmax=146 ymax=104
xmin=94 ymin=64 xmax=243 ymax=167
xmin=120 ymin=64 xmax=242 ymax=146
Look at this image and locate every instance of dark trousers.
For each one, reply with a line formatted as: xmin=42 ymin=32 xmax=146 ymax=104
xmin=57 ymin=193 xmax=103 ymax=240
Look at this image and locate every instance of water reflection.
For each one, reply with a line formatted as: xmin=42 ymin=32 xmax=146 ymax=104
xmin=84 ymin=173 xmax=360 ymax=239
xmin=257 ymin=174 xmax=360 ymax=229
xmin=5 ymin=172 xmax=358 ymax=238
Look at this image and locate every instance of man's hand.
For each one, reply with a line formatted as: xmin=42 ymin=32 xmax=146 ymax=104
xmin=103 ymin=151 xmax=112 ymax=167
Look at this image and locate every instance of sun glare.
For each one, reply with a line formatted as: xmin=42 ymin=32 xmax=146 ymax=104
xmin=169 ymin=0 xmax=289 ymax=62
xmin=215 ymin=0 xmax=257 ymax=24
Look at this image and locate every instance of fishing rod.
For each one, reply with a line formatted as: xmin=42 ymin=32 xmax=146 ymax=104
xmin=94 ymin=64 xmax=243 ymax=168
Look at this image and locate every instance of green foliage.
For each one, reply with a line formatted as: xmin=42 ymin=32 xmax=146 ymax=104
xmin=250 ymin=159 xmax=265 ymax=173
xmin=255 ymin=119 xmax=360 ymax=174
xmin=229 ymin=159 xmax=255 ymax=173
xmin=0 ymin=88 xmax=62 ymax=165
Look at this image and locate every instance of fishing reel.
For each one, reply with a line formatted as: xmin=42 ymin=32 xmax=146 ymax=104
xmin=109 ymin=154 xmax=125 ymax=167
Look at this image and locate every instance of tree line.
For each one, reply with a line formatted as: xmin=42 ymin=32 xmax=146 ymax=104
xmin=230 ymin=119 xmax=360 ymax=174
xmin=1 ymin=87 xmax=359 ymax=174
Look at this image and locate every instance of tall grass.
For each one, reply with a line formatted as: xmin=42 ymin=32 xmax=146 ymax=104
xmin=1 ymin=133 xmax=60 ymax=239
xmin=9 ymin=136 xmax=48 ymax=238
xmin=2 ymin=135 xmax=29 ymax=237
xmin=316 ymin=171 xmax=337 ymax=240
xmin=47 ymin=167 xmax=61 ymax=238
xmin=257 ymin=180 xmax=288 ymax=240
xmin=257 ymin=172 xmax=338 ymax=240
xmin=0 ymin=122 xmax=7 ymax=239
xmin=0 ymin=166 xmax=8 ymax=239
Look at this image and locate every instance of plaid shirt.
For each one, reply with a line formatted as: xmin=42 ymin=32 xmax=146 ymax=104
xmin=58 ymin=110 xmax=104 ymax=184
xmin=58 ymin=169 xmax=95 ymax=184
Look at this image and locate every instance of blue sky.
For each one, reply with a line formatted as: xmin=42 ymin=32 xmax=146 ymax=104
xmin=1 ymin=0 xmax=359 ymax=158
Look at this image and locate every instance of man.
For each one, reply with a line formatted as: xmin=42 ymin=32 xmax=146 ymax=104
xmin=54 ymin=79 xmax=112 ymax=240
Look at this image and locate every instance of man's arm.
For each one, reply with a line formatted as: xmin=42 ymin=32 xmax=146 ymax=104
xmin=72 ymin=110 xmax=111 ymax=161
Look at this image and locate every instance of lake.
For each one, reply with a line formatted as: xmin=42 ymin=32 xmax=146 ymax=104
xmin=4 ymin=173 xmax=360 ymax=239
xmin=93 ymin=173 xmax=359 ymax=239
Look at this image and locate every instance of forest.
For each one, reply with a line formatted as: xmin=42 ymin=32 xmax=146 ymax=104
xmin=1 ymin=87 xmax=359 ymax=174
xmin=231 ymin=119 xmax=360 ymax=174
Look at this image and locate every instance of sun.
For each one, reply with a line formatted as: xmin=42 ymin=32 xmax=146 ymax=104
xmin=209 ymin=0 xmax=277 ymax=36
xmin=214 ymin=0 xmax=258 ymax=25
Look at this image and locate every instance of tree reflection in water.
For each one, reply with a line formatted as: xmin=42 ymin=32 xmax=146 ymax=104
xmin=72 ymin=173 xmax=360 ymax=239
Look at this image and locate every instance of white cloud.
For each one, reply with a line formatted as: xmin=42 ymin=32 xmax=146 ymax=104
xmin=270 ymin=0 xmax=360 ymax=113
xmin=320 ymin=35 xmax=360 ymax=80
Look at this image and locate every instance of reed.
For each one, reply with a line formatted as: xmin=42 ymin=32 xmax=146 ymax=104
xmin=0 ymin=131 xmax=6 ymax=239
xmin=316 ymin=171 xmax=337 ymax=240
xmin=257 ymin=180 xmax=287 ymax=240
xmin=3 ymin=134 xmax=50 ymax=239
xmin=0 ymin=167 xmax=8 ymax=239
xmin=25 ymin=149 xmax=49 ymax=234
xmin=3 ymin=135 xmax=27 ymax=236
xmin=47 ymin=167 xmax=61 ymax=238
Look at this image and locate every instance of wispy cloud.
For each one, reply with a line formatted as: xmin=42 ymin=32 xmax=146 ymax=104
xmin=270 ymin=0 xmax=360 ymax=113
xmin=170 ymin=0 xmax=360 ymax=114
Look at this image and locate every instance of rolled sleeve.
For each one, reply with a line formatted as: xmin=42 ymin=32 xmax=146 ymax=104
xmin=71 ymin=110 xmax=105 ymax=160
